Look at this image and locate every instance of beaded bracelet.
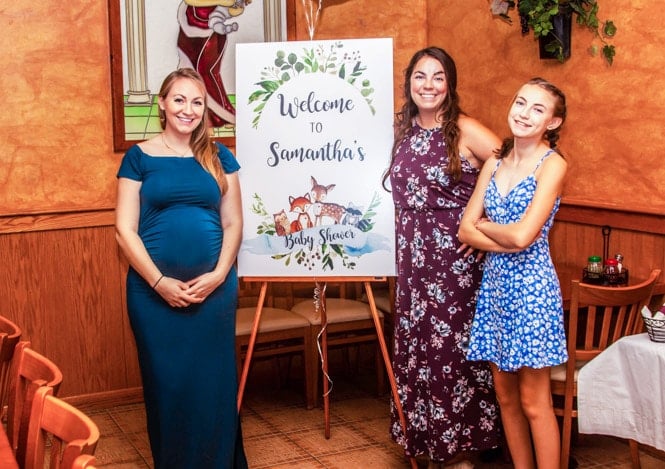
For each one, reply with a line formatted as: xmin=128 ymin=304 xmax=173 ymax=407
xmin=152 ymin=275 xmax=164 ymax=289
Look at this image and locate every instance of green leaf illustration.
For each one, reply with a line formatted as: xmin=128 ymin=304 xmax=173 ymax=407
xmin=248 ymin=43 xmax=377 ymax=128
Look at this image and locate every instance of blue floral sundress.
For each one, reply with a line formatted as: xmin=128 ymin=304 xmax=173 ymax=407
xmin=467 ymin=150 xmax=568 ymax=372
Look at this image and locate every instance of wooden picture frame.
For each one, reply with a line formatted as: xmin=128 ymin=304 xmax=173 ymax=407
xmin=107 ymin=0 xmax=296 ymax=152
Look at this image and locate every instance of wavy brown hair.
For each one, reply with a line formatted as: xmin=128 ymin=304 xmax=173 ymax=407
xmin=496 ymin=77 xmax=567 ymax=160
xmin=383 ymin=47 xmax=465 ymax=190
xmin=158 ymin=68 xmax=228 ymax=193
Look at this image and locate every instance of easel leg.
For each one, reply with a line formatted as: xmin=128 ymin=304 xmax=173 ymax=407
xmin=237 ymin=281 xmax=268 ymax=411
xmin=364 ymin=281 xmax=417 ymax=469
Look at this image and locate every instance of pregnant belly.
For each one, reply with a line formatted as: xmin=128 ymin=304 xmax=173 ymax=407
xmin=142 ymin=207 xmax=222 ymax=280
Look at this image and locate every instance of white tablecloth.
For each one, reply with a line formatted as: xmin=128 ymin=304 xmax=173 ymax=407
xmin=578 ymin=333 xmax=665 ymax=451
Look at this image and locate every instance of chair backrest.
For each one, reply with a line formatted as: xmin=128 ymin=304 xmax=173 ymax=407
xmin=23 ymin=386 xmax=99 ymax=469
xmin=568 ymin=269 xmax=661 ymax=363
xmin=0 ymin=315 xmax=22 ymax=418
xmin=6 ymin=341 xmax=64 ymax=464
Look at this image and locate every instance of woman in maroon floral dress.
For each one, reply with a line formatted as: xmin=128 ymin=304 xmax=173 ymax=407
xmin=385 ymin=47 xmax=502 ymax=467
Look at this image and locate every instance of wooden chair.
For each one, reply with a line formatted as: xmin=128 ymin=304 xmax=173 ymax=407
xmin=71 ymin=454 xmax=98 ymax=469
xmin=236 ymin=305 xmax=314 ymax=408
xmin=550 ymin=268 xmax=661 ymax=469
xmin=23 ymin=386 xmax=99 ymax=469
xmin=0 ymin=315 xmax=22 ymax=420
xmin=6 ymin=341 xmax=63 ymax=465
xmin=359 ymin=277 xmax=396 ymax=358
xmin=290 ymin=282 xmax=385 ymax=409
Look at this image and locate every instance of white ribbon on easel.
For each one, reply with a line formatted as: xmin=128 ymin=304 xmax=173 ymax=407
xmin=313 ymin=281 xmax=333 ymax=396
xmin=300 ymin=0 xmax=322 ymax=40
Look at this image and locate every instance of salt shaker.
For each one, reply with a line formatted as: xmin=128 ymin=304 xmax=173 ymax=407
xmin=614 ymin=253 xmax=624 ymax=273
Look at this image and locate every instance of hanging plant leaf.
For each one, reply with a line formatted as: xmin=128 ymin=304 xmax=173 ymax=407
xmin=603 ymin=20 xmax=617 ymax=37
xmin=493 ymin=0 xmax=617 ymax=66
xmin=602 ymin=44 xmax=615 ymax=65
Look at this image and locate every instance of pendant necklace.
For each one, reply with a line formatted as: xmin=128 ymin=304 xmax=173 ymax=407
xmin=162 ymin=134 xmax=190 ymax=157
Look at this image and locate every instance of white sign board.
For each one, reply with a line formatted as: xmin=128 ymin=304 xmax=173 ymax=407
xmin=236 ymin=38 xmax=395 ymax=277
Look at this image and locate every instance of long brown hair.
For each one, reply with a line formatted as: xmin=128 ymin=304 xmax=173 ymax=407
xmin=383 ymin=47 xmax=464 ymax=190
xmin=158 ymin=68 xmax=228 ymax=193
xmin=496 ymin=77 xmax=567 ymax=159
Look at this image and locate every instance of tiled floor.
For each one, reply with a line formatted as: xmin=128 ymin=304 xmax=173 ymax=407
xmin=84 ymin=358 xmax=664 ymax=468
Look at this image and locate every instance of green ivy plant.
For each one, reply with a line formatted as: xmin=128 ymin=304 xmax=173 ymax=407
xmin=491 ymin=0 xmax=617 ymax=65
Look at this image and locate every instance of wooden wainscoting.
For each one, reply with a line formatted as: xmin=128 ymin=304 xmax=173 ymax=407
xmin=552 ymin=204 xmax=665 ymax=301
xmin=0 ymin=210 xmax=142 ymax=401
xmin=0 ymin=203 xmax=663 ymax=405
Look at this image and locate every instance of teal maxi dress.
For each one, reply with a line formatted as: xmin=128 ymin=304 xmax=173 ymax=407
xmin=117 ymin=143 xmax=247 ymax=469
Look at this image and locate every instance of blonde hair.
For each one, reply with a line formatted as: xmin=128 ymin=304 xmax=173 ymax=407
xmin=158 ymin=68 xmax=229 ymax=194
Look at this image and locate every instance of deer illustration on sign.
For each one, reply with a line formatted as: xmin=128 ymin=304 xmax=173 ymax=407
xmin=310 ymin=176 xmax=346 ymax=225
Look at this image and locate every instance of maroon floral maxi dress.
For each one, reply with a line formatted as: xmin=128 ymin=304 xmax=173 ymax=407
xmin=389 ymin=123 xmax=500 ymax=462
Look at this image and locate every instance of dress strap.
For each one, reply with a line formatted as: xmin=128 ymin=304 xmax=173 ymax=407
xmin=534 ymin=149 xmax=556 ymax=171
xmin=491 ymin=158 xmax=502 ymax=177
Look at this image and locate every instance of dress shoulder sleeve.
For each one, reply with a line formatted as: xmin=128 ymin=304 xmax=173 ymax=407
xmin=215 ymin=142 xmax=240 ymax=174
xmin=116 ymin=145 xmax=144 ymax=181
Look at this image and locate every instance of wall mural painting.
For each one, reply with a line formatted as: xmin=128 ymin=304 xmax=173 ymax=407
xmin=108 ymin=0 xmax=288 ymax=151
xmin=235 ymin=38 xmax=396 ymax=278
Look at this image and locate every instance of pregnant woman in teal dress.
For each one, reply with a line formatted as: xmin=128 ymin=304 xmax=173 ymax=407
xmin=115 ymin=68 xmax=247 ymax=468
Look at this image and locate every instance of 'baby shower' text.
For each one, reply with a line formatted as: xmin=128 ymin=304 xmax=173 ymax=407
xmin=283 ymin=227 xmax=357 ymax=251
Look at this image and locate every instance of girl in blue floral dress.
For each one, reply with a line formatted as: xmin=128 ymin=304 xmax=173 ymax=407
xmin=459 ymin=78 xmax=568 ymax=469
xmin=386 ymin=47 xmax=502 ymax=467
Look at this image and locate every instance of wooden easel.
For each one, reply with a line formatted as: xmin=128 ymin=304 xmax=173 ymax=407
xmin=237 ymin=276 xmax=417 ymax=469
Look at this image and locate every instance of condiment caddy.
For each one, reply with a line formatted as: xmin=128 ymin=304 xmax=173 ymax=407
xmin=581 ymin=226 xmax=628 ymax=286
xmin=582 ymin=253 xmax=628 ymax=286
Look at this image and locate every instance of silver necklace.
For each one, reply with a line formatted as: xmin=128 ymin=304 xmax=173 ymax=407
xmin=161 ymin=134 xmax=190 ymax=157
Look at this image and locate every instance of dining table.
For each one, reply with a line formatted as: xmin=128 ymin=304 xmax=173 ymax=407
xmin=577 ymin=333 xmax=665 ymax=453
xmin=0 ymin=424 xmax=19 ymax=469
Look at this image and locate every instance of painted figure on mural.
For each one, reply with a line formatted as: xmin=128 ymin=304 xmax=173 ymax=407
xmin=177 ymin=0 xmax=253 ymax=127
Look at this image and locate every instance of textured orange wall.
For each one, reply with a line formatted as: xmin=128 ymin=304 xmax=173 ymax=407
xmin=1 ymin=0 xmax=663 ymax=216
xmin=291 ymin=0 xmax=428 ymax=123
xmin=1 ymin=0 xmax=117 ymax=215
xmin=427 ymin=0 xmax=665 ymax=214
